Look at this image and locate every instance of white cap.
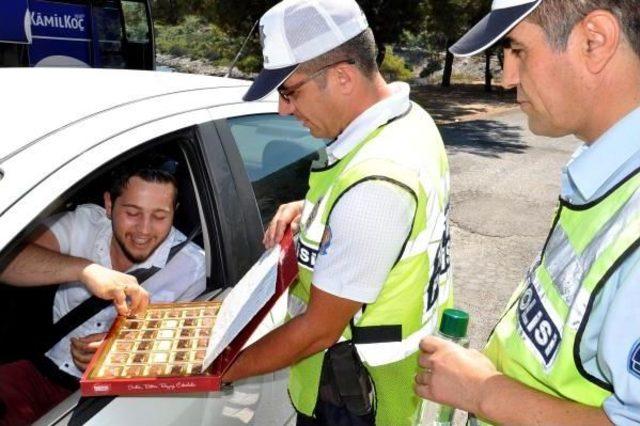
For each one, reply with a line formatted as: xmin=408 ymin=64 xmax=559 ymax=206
xmin=449 ymin=0 xmax=542 ymax=57
xmin=244 ymin=0 xmax=369 ymax=101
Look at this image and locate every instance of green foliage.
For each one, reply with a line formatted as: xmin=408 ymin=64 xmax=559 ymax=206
xmin=155 ymin=16 xmax=244 ymax=63
xmin=359 ymin=0 xmax=429 ymax=49
xmin=237 ymin=55 xmax=262 ymax=73
xmin=399 ymin=29 xmax=437 ymax=52
xmin=380 ymin=46 xmax=413 ymax=81
xmin=424 ymin=0 xmax=491 ymax=47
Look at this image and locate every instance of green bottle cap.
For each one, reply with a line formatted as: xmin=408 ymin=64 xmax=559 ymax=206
xmin=439 ymin=308 xmax=469 ymax=338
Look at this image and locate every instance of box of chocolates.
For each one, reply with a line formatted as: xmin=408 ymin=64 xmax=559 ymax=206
xmin=80 ymin=230 xmax=297 ymax=396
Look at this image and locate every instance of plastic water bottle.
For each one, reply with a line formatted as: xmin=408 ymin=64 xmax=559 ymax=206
xmin=421 ymin=308 xmax=470 ymax=426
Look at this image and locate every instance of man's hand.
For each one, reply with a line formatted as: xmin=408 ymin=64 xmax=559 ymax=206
xmin=79 ymin=264 xmax=149 ymax=316
xmin=263 ymin=200 xmax=304 ymax=249
xmin=70 ymin=332 xmax=108 ymax=372
xmin=415 ymin=336 xmax=498 ymax=414
xmin=415 ymin=336 xmax=613 ymax=426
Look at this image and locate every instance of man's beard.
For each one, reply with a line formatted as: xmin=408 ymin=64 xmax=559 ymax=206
xmin=113 ymin=232 xmax=155 ymax=264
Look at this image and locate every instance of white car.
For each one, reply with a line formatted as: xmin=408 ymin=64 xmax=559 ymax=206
xmin=0 ymin=68 xmax=325 ymax=425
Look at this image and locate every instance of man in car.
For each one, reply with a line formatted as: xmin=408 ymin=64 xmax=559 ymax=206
xmin=222 ymin=0 xmax=452 ymax=425
xmin=415 ymin=1 xmax=640 ymax=425
xmin=0 ymin=159 xmax=206 ymax=425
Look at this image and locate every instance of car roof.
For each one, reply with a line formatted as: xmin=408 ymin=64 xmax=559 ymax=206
xmin=0 ymin=68 xmax=253 ymax=162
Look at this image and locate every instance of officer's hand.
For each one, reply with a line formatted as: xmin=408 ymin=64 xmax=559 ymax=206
xmin=70 ymin=332 xmax=108 ymax=372
xmin=263 ymin=200 xmax=304 ymax=249
xmin=79 ymin=264 xmax=149 ymax=316
xmin=415 ymin=336 xmax=498 ymax=414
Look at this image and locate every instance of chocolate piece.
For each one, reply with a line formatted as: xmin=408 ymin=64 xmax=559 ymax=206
xmin=180 ymin=328 xmax=194 ymax=337
xmin=190 ymin=364 xmax=202 ymax=375
xmin=125 ymin=320 xmax=142 ymax=330
xmin=146 ymin=320 xmax=160 ymax=328
xmin=198 ymin=328 xmax=210 ymax=337
xmin=184 ymin=309 xmax=199 ymax=318
xmin=177 ymin=339 xmax=191 ymax=349
xmin=148 ymin=310 xmax=163 ymax=319
xmin=110 ymin=353 xmax=129 ymax=364
xmin=194 ymin=350 xmax=205 ymax=361
xmin=167 ymin=309 xmax=181 ymax=318
xmin=173 ymin=351 xmax=189 ymax=362
xmin=146 ymin=364 xmax=166 ymax=377
xmin=118 ymin=330 xmax=137 ymax=340
xmin=142 ymin=330 xmax=156 ymax=339
xmin=183 ymin=318 xmax=196 ymax=327
xmin=125 ymin=365 xmax=143 ymax=376
xmin=116 ymin=341 xmax=134 ymax=351
xmin=170 ymin=364 xmax=187 ymax=375
xmin=100 ymin=365 xmax=123 ymax=378
xmin=137 ymin=341 xmax=152 ymax=351
xmin=132 ymin=352 xmax=148 ymax=363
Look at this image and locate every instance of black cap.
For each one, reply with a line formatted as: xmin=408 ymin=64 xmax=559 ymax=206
xmin=450 ymin=0 xmax=541 ymax=57
xmin=243 ymin=65 xmax=298 ymax=102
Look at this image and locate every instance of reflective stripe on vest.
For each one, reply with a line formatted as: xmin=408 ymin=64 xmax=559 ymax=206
xmin=483 ymin=171 xmax=640 ymax=420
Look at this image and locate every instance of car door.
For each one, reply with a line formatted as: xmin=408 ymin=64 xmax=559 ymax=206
xmin=0 ymin=105 xmax=292 ymax=426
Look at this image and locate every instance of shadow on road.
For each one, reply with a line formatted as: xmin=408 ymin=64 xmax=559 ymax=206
xmin=440 ymin=119 xmax=527 ymax=158
xmin=412 ymin=84 xmax=516 ymax=124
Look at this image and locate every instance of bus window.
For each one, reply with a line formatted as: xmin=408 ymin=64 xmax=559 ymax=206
xmin=0 ymin=44 xmax=28 ymax=67
xmin=92 ymin=1 xmax=126 ymax=68
xmin=0 ymin=0 xmax=154 ymax=70
xmin=122 ymin=1 xmax=149 ymax=43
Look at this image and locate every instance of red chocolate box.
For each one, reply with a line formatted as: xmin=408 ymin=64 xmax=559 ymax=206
xmin=80 ymin=230 xmax=297 ymax=396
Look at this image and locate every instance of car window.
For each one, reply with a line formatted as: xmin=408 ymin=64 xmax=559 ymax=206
xmin=227 ymin=114 xmax=326 ymax=225
xmin=0 ymin=135 xmax=214 ymax=366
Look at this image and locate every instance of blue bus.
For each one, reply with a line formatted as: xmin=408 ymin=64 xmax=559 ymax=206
xmin=0 ymin=0 xmax=155 ymax=69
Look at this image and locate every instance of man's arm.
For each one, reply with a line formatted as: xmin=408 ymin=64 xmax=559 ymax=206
xmin=222 ymin=285 xmax=362 ymax=382
xmin=1 ymin=228 xmax=90 ymax=286
xmin=0 ymin=227 xmax=148 ymax=316
xmin=415 ymin=337 xmax=612 ymax=426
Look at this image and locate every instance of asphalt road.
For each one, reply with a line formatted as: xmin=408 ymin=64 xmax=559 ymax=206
xmin=440 ymin=108 xmax=582 ymax=349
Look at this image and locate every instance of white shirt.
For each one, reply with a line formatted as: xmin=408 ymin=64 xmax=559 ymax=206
xmin=312 ymin=82 xmax=418 ymax=303
xmin=44 ymin=204 xmax=206 ymax=378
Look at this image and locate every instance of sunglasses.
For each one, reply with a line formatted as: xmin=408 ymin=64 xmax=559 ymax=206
xmin=277 ymin=59 xmax=356 ymax=102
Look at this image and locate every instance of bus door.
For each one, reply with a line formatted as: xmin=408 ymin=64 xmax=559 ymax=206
xmin=28 ymin=0 xmax=93 ymax=67
xmin=91 ymin=0 xmax=127 ymax=68
xmin=0 ymin=0 xmax=31 ymax=66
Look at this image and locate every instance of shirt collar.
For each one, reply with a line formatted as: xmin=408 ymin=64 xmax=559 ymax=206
xmin=565 ymin=106 xmax=640 ymax=201
xmin=326 ymin=82 xmax=411 ymax=164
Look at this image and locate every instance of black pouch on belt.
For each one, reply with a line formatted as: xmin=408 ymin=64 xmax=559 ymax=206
xmin=317 ymin=340 xmax=375 ymax=417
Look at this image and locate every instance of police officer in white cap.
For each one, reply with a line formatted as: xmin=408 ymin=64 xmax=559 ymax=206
xmin=416 ymin=1 xmax=640 ymax=425
xmin=223 ymin=0 xmax=453 ymax=424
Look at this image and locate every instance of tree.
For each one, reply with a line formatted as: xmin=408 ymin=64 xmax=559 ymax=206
xmin=424 ymin=0 xmax=491 ymax=88
xmin=152 ymin=0 xmax=217 ymax=25
xmin=209 ymin=0 xmax=430 ymax=66
xmin=358 ymin=0 xmax=429 ymax=65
